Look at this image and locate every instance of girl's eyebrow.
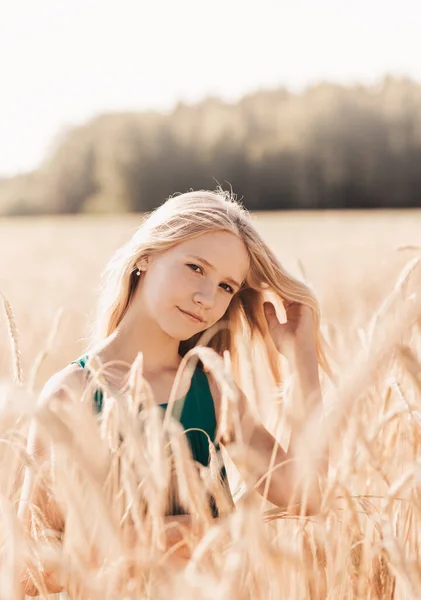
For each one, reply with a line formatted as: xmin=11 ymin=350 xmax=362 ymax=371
xmin=188 ymin=255 xmax=242 ymax=289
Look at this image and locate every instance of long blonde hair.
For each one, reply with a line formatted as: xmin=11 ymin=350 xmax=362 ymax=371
xmin=91 ymin=189 xmax=335 ymax=391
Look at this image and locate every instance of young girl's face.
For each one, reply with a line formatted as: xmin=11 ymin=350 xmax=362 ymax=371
xmin=136 ymin=231 xmax=250 ymax=340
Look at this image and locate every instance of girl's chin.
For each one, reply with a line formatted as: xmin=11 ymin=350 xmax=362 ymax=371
xmin=156 ymin=310 xmax=207 ymax=340
xmin=159 ymin=321 xmax=202 ymax=341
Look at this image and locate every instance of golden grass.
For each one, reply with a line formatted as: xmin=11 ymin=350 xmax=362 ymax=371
xmin=0 ymin=209 xmax=420 ymax=599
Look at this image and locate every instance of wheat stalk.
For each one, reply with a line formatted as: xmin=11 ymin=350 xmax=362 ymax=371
xmin=0 ymin=292 xmax=23 ymax=386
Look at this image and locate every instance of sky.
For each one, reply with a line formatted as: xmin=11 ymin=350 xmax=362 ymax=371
xmin=1 ymin=0 xmax=420 ymax=177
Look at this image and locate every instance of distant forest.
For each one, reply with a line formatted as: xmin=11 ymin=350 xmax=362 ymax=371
xmin=1 ymin=75 xmax=421 ymax=215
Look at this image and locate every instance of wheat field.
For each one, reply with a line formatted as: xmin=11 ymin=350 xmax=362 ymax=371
xmin=0 ymin=209 xmax=421 ymax=599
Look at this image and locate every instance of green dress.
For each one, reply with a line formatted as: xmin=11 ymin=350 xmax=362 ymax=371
xmin=71 ymin=354 xmax=232 ymax=517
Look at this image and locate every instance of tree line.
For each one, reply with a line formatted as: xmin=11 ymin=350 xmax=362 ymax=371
xmin=1 ymin=75 xmax=421 ymax=215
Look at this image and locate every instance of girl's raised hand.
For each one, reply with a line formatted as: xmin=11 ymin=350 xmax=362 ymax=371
xmin=263 ymin=300 xmax=316 ymax=359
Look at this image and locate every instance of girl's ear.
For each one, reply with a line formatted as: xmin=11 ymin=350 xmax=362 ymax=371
xmin=136 ymin=257 xmax=149 ymax=272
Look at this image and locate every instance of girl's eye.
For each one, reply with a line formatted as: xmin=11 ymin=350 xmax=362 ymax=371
xmin=187 ymin=263 xmax=202 ymax=274
xmin=220 ymin=283 xmax=234 ymax=294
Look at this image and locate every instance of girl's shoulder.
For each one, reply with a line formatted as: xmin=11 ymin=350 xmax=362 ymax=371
xmin=39 ymin=362 xmax=88 ymax=407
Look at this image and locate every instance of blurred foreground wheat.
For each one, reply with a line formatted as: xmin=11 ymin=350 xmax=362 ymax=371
xmin=1 ymin=254 xmax=421 ymax=599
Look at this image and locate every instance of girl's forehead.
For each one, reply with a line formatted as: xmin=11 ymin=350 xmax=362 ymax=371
xmin=172 ymin=231 xmax=250 ymax=274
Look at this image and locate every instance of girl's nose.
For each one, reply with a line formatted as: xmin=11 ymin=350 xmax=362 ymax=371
xmin=193 ymin=281 xmax=216 ymax=309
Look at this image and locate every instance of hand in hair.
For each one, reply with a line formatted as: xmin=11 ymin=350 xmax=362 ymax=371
xmin=263 ymin=301 xmax=316 ymax=359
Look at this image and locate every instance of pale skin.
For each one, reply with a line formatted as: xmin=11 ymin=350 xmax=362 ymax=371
xmin=18 ymin=230 xmax=326 ymax=595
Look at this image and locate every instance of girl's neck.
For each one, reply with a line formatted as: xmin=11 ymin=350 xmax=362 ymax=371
xmin=93 ymin=306 xmax=182 ymax=376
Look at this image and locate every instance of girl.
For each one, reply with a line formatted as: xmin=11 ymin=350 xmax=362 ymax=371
xmin=19 ymin=189 xmax=332 ymax=596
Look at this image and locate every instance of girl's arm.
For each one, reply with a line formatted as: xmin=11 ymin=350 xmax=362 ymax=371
xmin=210 ymin=301 xmax=327 ymax=515
xmin=232 ymin=343 xmax=326 ymax=515
xmin=18 ymin=417 xmax=66 ymax=596
xmin=18 ymin=365 xmax=86 ymax=596
xmin=163 ymin=514 xmax=217 ymax=560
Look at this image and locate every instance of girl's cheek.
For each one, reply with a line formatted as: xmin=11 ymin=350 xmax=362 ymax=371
xmin=216 ymin=298 xmax=230 ymax=318
xmin=168 ymin=267 xmax=184 ymax=286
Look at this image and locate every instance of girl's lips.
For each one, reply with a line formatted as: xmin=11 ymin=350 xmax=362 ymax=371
xmin=178 ymin=308 xmax=204 ymax=323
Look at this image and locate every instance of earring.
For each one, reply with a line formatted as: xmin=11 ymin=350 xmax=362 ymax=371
xmin=135 ymin=257 xmax=148 ymax=276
